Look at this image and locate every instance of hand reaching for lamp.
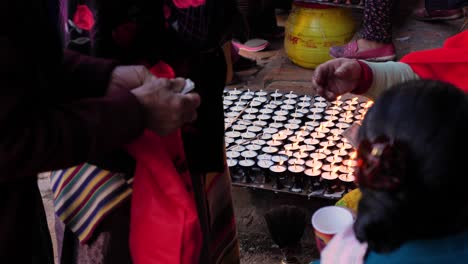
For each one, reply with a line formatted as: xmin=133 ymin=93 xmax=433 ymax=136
xmin=311 ymin=58 xmax=362 ymax=101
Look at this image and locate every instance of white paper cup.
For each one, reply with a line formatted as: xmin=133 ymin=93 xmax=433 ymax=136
xmin=312 ymin=206 xmax=353 ymax=251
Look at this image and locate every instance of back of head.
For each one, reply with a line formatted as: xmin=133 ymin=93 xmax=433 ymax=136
xmin=355 ymin=80 xmax=468 ymax=253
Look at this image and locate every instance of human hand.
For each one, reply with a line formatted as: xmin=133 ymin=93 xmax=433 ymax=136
xmin=311 ymin=58 xmax=361 ymax=101
xmin=107 ymin=66 xmax=152 ymax=96
xmin=131 ymin=77 xmax=201 ymax=136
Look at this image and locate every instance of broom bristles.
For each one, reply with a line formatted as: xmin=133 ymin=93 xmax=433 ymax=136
xmin=264 ymin=205 xmax=307 ymax=249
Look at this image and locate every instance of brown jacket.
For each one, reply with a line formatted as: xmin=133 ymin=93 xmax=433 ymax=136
xmin=1 ymin=0 xmax=144 ymax=262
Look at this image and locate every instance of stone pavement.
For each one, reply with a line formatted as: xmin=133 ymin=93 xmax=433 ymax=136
xmin=38 ymin=9 xmax=465 ymax=264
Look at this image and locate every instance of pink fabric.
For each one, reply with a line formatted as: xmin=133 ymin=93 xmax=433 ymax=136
xmin=320 ymin=224 xmax=368 ymax=264
xmin=172 ymin=0 xmax=205 ymax=8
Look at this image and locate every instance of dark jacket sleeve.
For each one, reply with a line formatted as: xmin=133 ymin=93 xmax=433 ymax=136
xmin=0 ymin=37 xmax=145 ymax=183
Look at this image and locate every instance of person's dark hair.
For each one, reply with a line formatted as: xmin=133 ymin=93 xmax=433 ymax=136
xmin=354 ymin=80 xmax=468 ymax=253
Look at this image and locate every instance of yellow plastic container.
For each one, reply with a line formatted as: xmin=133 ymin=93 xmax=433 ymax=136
xmin=285 ymin=2 xmax=356 ymax=69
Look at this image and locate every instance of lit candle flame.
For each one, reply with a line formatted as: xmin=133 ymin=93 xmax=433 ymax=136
xmin=365 ymin=101 xmax=374 ymax=108
xmin=350 ymin=151 xmax=357 ymax=160
xmin=279 ymin=160 xmax=284 ymax=166
xmin=332 ymin=166 xmax=340 ymax=175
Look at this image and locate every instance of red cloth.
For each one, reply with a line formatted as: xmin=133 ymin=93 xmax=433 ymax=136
xmin=401 ymin=31 xmax=468 ymax=92
xmin=73 ymin=5 xmax=95 ymax=31
xmin=127 ymin=63 xmax=203 ymax=264
xmin=172 ymin=0 xmax=205 ymax=8
xmin=127 ymin=131 xmax=203 ymax=264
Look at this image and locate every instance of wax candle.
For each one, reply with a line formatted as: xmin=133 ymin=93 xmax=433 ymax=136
xmin=270 ymin=122 xmax=284 ymax=129
xmin=272 ymin=155 xmax=289 ymax=163
xmin=293 ymin=151 xmax=308 ymax=159
xmin=278 ymin=150 xmax=294 ymax=157
xmin=310 ymin=107 xmax=325 ymax=114
xmin=307 ymin=114 xmax=323 ymax=120
xmin=306 ymin=159 xmax=323 ymax=170
xmin=250 ymin=139 xmax=266 ymax=146
xmin=343 ymin=105 xmax=356 ymax=111
xmin=254 ymin=96 xmax=268 ymax=103
xmin=241 ymin=132 xmax=256 ymax=139
xmin=285 ymin=91 xmax=298 ymax=99
xmin=270 ymin=161 xmax=287 ymax=190
xmin=258 ymin=153 xmax=272 ymax=160
xmin=224 ymin=95 xmax=238 ymax=101
xmin=264 ymin=127 xmax=279 ymax=135
xmin=239 ymin=158 xmax=255 ymax=183
xmin=284 ymin=143 xmax=300 ymax=151
xmin=326 ymin=155 xmax=343 ymax=164
xmin=288 ymin=119 xmax=302 ymax=125
xmin=275 ymin=110 xmax=289 ymax=116
xmin=279 ymin=129 xmax=294 ymax=136
xmin=253 ymin=120 xmax=268 ymax=127
xmin=284 ymin=99 xmax=297 ymax=105
xmin=245 ymin=107 xmax=259 ymax=114
xmin=241 ymin=94 xmax=253 ymax=100
xmin=309 ymin=132 xmax=326 ymax=139
xmin=281 ymin=104 xmax=295 ymax=111
xmin=272 ymin=116 xmax=287 ymax=122
xmin=229 ymin=88 xmax=242 ymax=95
xmin=262 ymin=146 xmax=279 ymax=154
xmin=265 ymin=103 xmax=278 ymax=110
xmin=225 ymin=137 xmax=235 ymax=144
xmin=296 ymin=129 xmax=309 ymax=137
xmin=267 ymin=140 xmax=282 ymax=147
xmin=325 ymin=109 xmax=340 ymax=116
xmin=339 ymin=173 xmax=356 ymax=193
xmin=321 ymin=121 xmax=335 ymax=128
xmin=324 ymin=115 xmax=339 ymax=122
xmin=320 ymin=141 xmax=335 ymax=148
xmin=232 ymin=124 xmax=247 ymax=131
xmin=231 ymin=105 xmax=244 ymax=112
xmin=300 ymin=144 xmax=316 ymax=152
xmin=246 ymin=144 xmax=262 ymax=151
xmin=271 ymin=90 xmax=283 ymax=100
xmin=257 ymin=159 xmax=274 ymax=184
xmin=298 ymin=102 xmax=311 ymax=108
xmin=250 ymin=101 xmax=262 ymax=107
xmin=226 ymin=151 xmax=240 ymax=159
xmin=226 ymin=112 xmax=239 ymax=118
xmin=327 ymin=135 xmax=341 ymax=142
xmin=257 ymin=114 xmax=272 ymax=121
xmin=248 ymin=126 xmax=263 ymax=133
xmin=242 ymin=114 xmax=257 ymax=121
xmin=261 ymin=133 xmax=273 ymax=140
xmin=260 ymin=108 xmax=274 ymax=114
xmin=333 ymin=149 xmax=348 ymax=157
xmin=315 ymin=125 xmax=330 ymax=134
xmin=337 ymin=142 xmax=352 ymax=150
xmin=271 ymin=132 xmax=286 ymax=141
xmin=330 ymin=129 xmax=343 ymax=136
xmin=310 ymin=152 xmax=326 ymax=160
xmin=290 ymin=112 xmax=304 ymax=119
xmin=314 ymin=102 xmax=328 ymax=108
xmin=271 ymin=100 xmax=283 ymax=106
xmin=288 ymin=135 xmax=305 ymax=143
xmin=227 ymin=158 xmax=238 ymax=169
xmin=256 ymin=90 xmax=268 ymax=97
xmin=223 ymin=99 xmax=233 ymax=106
xmin=338 ymin=117 xmax=354 ymax=124
xmin=298 ymin=108 xmax=309 ymax=115
xmin=288 ymin=158 xmax=306 ymax=166
xmin=289 ymin=164 xmax=306 ymax=193
xmin=305 ymin=121 xmax=320 ymax=128
xmin=315 ymin=96 xmax=326 ymax=102
xmin=232 ymin=143 xmax=247 ymax=151
xmin=300 ymin=95 xmax=312 ymax=102
xmin=336 ymin=123 xmax=351 ymax=130
xmin=226 ymin=131 xmax=241 ymax=138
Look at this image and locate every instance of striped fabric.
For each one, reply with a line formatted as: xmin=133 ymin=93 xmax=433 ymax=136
xmin=50 ymin=163 xmax=132 ymax=243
